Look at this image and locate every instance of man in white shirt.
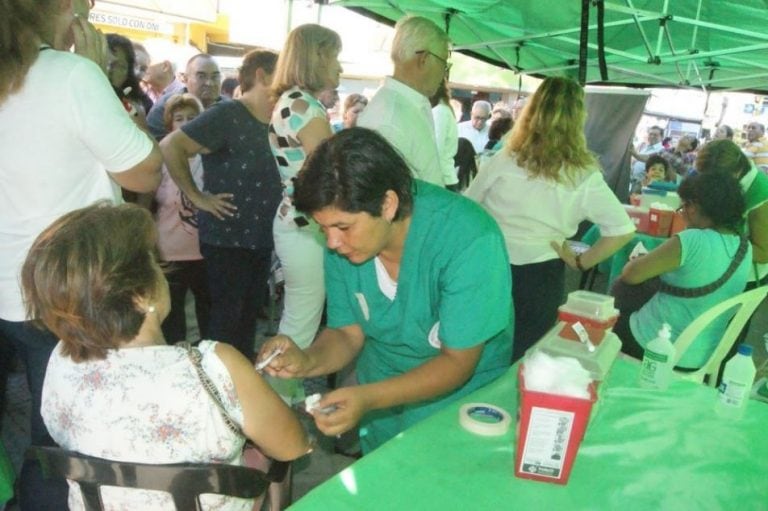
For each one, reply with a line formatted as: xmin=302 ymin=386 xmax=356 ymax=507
xmin=629 ymin=125 xmax=664 ymax=189
xmin=357 ymin=16 xmax=450 ymax=186
xmin=457 ymin=100 xmax=492 ymax=153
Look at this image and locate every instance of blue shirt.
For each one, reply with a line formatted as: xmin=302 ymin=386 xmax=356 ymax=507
xmin=182 ymin=100 xmax=282 ymax=250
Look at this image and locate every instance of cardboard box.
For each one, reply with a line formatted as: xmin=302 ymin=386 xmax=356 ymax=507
xmin=515 ymin=366 xmax=598 ymax=485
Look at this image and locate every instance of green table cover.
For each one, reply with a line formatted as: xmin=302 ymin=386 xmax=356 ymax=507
xmin=291 ymin=357 xmax=768 ymax=510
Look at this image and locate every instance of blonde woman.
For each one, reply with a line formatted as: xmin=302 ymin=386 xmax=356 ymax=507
xmin=268 ymin=24 xmax=343 ymax=352
xmin=465 ymin=77 xmax=634 ymax=361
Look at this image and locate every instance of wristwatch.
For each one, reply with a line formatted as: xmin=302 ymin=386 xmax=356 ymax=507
xmin=574 ymin=253 xmax=586 ymax=272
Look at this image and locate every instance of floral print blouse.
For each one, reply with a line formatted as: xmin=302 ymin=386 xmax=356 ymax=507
xmin=41 ymin=340 xmax=251 ymax=511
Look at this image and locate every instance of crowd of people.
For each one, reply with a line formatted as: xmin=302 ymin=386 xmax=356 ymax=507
xmin=1 ymin=0 xmax=767 ymax=509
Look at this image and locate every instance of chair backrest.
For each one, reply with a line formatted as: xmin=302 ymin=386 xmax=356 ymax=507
xmin=27 ymin=446 xmax=289 ymax=511
xmin=672 ymin=285 xmax=768 ymax=386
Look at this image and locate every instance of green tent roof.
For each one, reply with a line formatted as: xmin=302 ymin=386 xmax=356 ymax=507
xmin=334 ymin=0 xmax=768 ymax=93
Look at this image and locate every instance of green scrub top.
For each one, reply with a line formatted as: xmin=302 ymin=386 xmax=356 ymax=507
xmin=325 ymin=181 xmax=513 ymax=453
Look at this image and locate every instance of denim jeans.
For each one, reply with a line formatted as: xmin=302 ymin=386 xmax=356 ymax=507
xmin=0 ymin=319 xmax=67 ymax=510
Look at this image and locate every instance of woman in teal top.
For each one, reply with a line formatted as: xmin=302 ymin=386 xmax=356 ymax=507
xmin=258 ymin=128 xmax=513 ymax=453
xmin=613 ymin=172 xmax=751 ymax=368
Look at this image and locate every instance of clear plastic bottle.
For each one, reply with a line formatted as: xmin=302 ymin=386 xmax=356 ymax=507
xmin=639 ymin=323 xmax=675 ymax=390
xmin=716 ymin=344 xmax=756 ymax=419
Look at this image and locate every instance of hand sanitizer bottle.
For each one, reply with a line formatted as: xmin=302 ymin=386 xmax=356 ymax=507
xmin=639 ymin=323 xmax=675 ymax=390
xmin=716 ymin=344 xmax=756 ymax=419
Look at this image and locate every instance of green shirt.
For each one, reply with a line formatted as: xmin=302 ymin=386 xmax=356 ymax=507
xmin=742 ymin=164 xmax=768 ymax=281
xmin=325 ymin=181 xmax=513 ymax=452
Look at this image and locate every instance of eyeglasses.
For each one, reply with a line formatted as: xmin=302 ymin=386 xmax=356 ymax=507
xmin=416 ymin=50 xmax=452 ymax=73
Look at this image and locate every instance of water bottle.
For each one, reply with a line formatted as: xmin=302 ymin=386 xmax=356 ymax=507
xmin=639 ymin=323 xmax=675 ymax=390
xmin=716 ymin=344 xmax=756 ymax=419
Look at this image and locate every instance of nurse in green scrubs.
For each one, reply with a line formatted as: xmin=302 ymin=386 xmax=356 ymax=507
xmin=259 ymin=128 xmax=513 ymax=453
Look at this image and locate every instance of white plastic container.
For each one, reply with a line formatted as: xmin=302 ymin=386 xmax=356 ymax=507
xmin=638 ymin=323 xmax=675 ymax=390
xmin=716 ymin=344 xmax=756 ymax=419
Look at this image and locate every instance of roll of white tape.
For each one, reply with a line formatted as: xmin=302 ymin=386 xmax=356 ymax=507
xmin=459 ymin=403 xmax=512 ymax=436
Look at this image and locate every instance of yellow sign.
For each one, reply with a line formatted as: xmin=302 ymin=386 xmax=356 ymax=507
xmin=89 ymin=11 xmax=174 ymax=35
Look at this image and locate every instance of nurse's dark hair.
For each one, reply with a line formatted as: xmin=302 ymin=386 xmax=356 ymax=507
xmin=678 ymin=172 xmax=745 ymax=232
xmin=293 ymin=128 xmax=414 ymax=220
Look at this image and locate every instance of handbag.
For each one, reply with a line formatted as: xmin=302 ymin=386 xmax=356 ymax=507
xmin=183 ymin=342 xmax=292 ymax=511
xmin=612 ymin=235 xmax=750 ymax=312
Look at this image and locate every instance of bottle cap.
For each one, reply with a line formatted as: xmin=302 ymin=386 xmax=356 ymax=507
xmin=736 ymin=344 xmax=753 ymax=356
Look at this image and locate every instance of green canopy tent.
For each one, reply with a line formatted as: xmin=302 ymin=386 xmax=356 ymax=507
xmin=332 ymin=0 xmax=768 ymax=93
xmin=329 ymin=0 xmax=768 ymax=198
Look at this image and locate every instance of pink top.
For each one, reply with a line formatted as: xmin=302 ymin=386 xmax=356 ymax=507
xmin=155 ymin=157 xmax=204 ymax=261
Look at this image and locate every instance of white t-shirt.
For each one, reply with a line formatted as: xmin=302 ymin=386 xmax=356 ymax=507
xmin=465 ymin=150 xmax=635 ymax=265
xmin=432 ymin=103 xmax=459 ymax=186
xmin=0 ymin=49 xmax=154 ymax=320
xmin=358 ymin=77 xmax=444 ymax=186
xmin=457 ymin=120 xmax=489 ymax=153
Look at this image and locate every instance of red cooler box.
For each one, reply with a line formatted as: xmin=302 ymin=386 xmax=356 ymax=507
xmin=558 ymin=291 xmax=619 ymax=346
xmin=623 ymin=204 xmax=649 ymax=234
xmin=647 ymin=207 xmax=674 ymax=237
xmin=515 ymin=366 xmax=597 ymax=485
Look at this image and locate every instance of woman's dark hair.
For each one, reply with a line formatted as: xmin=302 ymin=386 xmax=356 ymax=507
xmin=695 ymin=139 xmax=751 ymax=179
xmin=678 ymin=172 xmax=745 ymax=232
xmin=293 ymin=128 xmax=413 ymax=221
xmin=239 ymin=48 xmax=278 ymax=93
xmin=487 ymin=117 xmax=513 ymax=145
xmin=455 ymin=137 xmax=478 ymax=189
xmin=106 ymin=33 xmax=151 ymax=112
xmin=21 ymin=202 xmax=161 ymax=362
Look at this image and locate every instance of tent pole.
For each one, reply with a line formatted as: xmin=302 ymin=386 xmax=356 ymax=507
xmin=622 ymin=0 xmax=655 ymax=62
xmin=578 ymin=0 xmax=590 ymax=85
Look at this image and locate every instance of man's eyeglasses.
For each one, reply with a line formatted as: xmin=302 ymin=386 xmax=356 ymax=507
xmin=416 ymin=50 xmax=452 ymax=73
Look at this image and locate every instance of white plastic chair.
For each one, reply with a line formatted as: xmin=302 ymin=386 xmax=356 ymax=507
xmin=672 ymin=285 xmax=768 ymax=386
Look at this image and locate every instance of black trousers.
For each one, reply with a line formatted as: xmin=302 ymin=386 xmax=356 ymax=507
xmin=201 ymin=244 xmax=272 ymax=358
xmin=510 ymin=259 xmax=565 ymax=363
xmin=161 ymin=259 xmax=211 ymax=344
